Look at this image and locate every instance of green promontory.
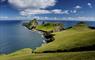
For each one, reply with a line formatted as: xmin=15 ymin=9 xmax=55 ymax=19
xmin=23 ymin=19 xmax=64 ymax=32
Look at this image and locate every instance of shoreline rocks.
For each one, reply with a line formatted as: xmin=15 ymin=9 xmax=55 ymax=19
xmin=34 ymin=29 xmax=55 ymax=43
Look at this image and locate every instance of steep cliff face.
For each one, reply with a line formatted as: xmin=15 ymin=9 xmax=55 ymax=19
xmin=29 ymin=19 xmax=38 ymax=29
xmin=23 ymin=19 xmax=38 ymax=30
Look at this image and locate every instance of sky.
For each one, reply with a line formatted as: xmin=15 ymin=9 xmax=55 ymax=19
xmin=0 ymin=0 xmax=95 ymax=21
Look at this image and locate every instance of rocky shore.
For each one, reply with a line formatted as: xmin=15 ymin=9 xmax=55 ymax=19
xmin=30 ymin=29 xmax=55 ymax=43
xmin=23 ymin=19 xmax=63 ymax=44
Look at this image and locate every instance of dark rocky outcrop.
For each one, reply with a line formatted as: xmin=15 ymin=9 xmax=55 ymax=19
xmin=43 ymin=32 xmax=55 ymax=43
xmin=37 ymin=30 xmax=55 ymax=43
xmin=30 ymin=19 xmax=38 ymax=29
xmin=23 ymin=19 xmax=38 ymax=30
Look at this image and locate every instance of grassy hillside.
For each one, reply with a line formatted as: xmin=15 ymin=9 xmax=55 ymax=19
xmin=36 ymin=22 xmax=63 ymax=31
xmin=8 ymin=48 xmax=32 ymax=56
xmin=35 ymin=23 xmax=95 ymax=52
xmin=36 ymin=23 xmax=54 ymax=31
xmin=0 ymin=48 xmax=32 ymax=60
xmin=2 ymin=51 xmax=95 ymax=60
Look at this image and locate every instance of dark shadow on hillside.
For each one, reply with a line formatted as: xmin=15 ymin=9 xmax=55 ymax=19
xmin=43 ymin=44 xmax=95 ymax=53
xmin=89 ymin=27 xmax=95 ymax=29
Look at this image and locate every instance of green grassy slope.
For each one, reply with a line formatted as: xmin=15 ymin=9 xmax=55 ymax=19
xmin=0 ymin=48 xmax=32 ymax=60
xmin=8 ymin=48 xmax=32 ymax=56
xmin=35 ymin=23 xmax=95 ymax=52
xmin=36 ymin=24 xmax=54 ymax=31
xmin=36 ymin=22 xmax=63 ymax=31
xmin=7 ymin=51 xmax=95 ymax=60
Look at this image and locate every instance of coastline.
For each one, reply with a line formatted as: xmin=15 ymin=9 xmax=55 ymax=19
xmin=31 ymin=29 xmax=55 ymax=44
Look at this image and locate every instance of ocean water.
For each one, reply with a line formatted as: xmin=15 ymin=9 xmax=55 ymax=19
xmin=0 ymin=21 xmax=44 ymax=54
xmin=0 ymin=20 xmax=95 ymax=54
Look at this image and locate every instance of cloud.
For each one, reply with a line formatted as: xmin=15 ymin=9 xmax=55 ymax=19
xmin=70 ymin=10 xmax=77 ymax=13
xmin=8 ymin=0 xmax=59 ymax=16
xmin=20 ymin=9 xmax=51 ymax=16
xmin=7 ymin=0 xmax=78 ymax=16
xmin=72 ymin=5 xmax=82 ymax=14
xmin=0 ymin=0 xmax=6 ymax=2
xmin=52 ymin=9 xmax=63 ymax=14
xmin=20 ymin=9 xmax=69 ymax=16
xmin=63 ymin=10 xmax=69 ymax=14
xmin=52 ymin=9 xmax=64 ymax=14
xmin=88 ymin=3 xmax=92 ymax=8
xmin=8 ymin=0 xmax=70 ymax=16
xmin=72 ymin=10 xmax=77 ymax=13
xmin=52 ymin=9 xmax=69 ymax=14
xmin=8 ymin=0 xmax=56 ymax=9
xmin=75 ymin=5 xmax=82 ymax=9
